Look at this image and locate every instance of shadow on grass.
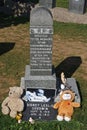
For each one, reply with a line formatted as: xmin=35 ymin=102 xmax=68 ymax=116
xmin=55 ymin=56 xmax=82 ymax=78
xmin=0 ymin=42 xmax=15 ymax=55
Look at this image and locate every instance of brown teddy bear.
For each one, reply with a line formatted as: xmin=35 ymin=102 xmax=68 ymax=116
xmin=53 ymin=90 xmax=80 ymax=121
xmin=1 ymin=86 xmax=24 ymax=118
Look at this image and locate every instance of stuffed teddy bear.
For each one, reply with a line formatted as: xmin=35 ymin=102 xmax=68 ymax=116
xmin=53 ymin=90 xmax=80 ymax=121
xmin=1 ymin=86 xmax=24 ymax=118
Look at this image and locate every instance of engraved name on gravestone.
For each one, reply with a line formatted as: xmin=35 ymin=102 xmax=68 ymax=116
xmin=69 ymin=0 xmax=86 ymax=14
xmin=30 ymin=7 xmax=53 ymax=76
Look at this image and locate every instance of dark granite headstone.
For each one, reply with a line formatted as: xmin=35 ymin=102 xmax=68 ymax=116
xmin=39 ymin=0 xmax=56 ymax=8
xmin=22 ymin=88 xmax=57 ymax=120
xmin=23 ymin=102 xmax=57 ymax=121
xmin=69 ymin=0 xmax=86 ymax=14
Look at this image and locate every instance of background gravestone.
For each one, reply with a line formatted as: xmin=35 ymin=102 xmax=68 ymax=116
xmin=22 ymin=7 xmax=57 ymax=121
xmin=69 ymin=0 xmax=86 ymax=14
xmin=39 ymin=0 xmax=56 ymax=8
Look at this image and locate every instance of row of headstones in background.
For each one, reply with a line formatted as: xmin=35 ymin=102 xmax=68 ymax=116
xmin=39 ymin=0 xmax=86 ymax=14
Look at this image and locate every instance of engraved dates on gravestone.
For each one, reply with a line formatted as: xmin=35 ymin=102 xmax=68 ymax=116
xmin=30 ymin=27 xmax=53 ymax=75
xmin=23 ymin=102 xmax=57 ymax=121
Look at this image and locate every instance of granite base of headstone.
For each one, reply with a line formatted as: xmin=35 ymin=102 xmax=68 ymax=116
xmin=24 ymin=65 xmax=56 ymax=90
xmin=69 ymin=0 xmax=86 ymax=14
xmin=66 ymin=78 xmax=81 ymax=103
xmin=39 ymin=0 xmax=56 ymax=8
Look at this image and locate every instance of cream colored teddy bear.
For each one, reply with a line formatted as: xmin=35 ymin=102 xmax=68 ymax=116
xmin=1 ymin=86 xmax=24 ymax=118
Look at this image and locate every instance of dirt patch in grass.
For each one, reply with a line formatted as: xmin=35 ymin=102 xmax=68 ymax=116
xmin=51 ymin=7 xmax=87 ymax=24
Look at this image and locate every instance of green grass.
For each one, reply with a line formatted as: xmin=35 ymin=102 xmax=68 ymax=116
xmin=0 ymin=109 xmax=85 ymax=130
xmin=54 ymin=21 xmax=87 ymax=42
xmin=56 ymin=0 xmax=69 ymax=8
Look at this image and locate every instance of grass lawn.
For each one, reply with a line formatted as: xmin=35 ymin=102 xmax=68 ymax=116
xmin=0 ymin=0 xmax=87 ymax=129
xmin=56 ymin=0 xmax=69 ymax=8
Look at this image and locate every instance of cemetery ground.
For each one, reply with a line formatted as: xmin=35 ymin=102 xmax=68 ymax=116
xmin=0 ymin=16 xmax=87 ymax=130
xmin=0 ymin=2 xmax=87 ymax=130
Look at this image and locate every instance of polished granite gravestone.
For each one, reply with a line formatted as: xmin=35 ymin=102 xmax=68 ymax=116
xmin=25 ymin=7 xmax=56 ymax=90
xmin=69 ymin=0 xmax=86 ymax=14
xmin=22 ymin=7 xmax=57 ymax=121
xmin=39 ymin=0 xmax=56 ymax=8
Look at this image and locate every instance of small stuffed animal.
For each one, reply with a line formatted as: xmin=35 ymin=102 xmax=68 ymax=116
xmin=61 ymin=72 xmax=66 ymax=85
xmin=53 ymin=90 xmax=80 ymax=121
xmin=29 ymin=117 xmax=35 ymax=124
xmin=1 ymin=86 xmax=24 ymax=118
xmin=16 ymin=112 xmax=22 ymax=123
xmin=60 ymin=72 xmax=71 ymax=91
